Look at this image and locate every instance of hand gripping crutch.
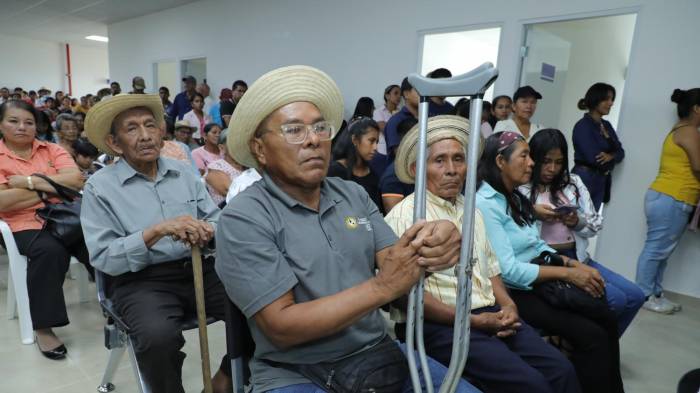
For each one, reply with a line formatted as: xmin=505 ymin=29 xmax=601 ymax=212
xmin=192 ymin=246 xmax=214 ymax=393
xmin=405 ymin=63 xmax=498 ymax=393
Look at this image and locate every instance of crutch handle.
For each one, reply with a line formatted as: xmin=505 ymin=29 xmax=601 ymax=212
xmin=408 ymin=62 xmax=498 ymax=97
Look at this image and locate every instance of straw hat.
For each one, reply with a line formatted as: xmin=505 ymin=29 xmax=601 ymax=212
xmin=227 ymin=65 xmax=344 ymax=169
xmin=174 ymin=119 xmax=197 ymax=131
xmin=394 ymin=115 xmax=474 ymax=184
xmin=85 ymin=94 xmax=164 ymax=155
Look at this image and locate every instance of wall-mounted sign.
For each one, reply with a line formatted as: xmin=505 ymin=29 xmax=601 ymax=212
xmin=540 ymin=62 xmax=555 ymax=82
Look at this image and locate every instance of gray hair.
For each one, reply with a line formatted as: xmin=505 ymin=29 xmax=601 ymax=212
xmin=55 ymin=113 xmax=76 ymax=131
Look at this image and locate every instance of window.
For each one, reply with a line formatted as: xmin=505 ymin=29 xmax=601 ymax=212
xmin=420 ymin=27 xmax=501 ymax=101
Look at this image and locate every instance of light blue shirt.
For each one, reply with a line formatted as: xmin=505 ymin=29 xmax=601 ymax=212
xmin=475 ymin=182 xmax=554 ymax=290
xmin=209 ymin=101 xmax=222 ymax=126
xmin=81 ymin=157 xmax=219 ymax=276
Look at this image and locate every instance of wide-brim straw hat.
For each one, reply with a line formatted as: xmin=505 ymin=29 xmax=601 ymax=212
xmin=227 ymin=65 xmax=344 ymax=169
xmin=394 ymin=115 xmax=474 ymax=184
xmin=85 ymin=94 xmax=164 ymax=155
xmin=174 ymin=119 xmax=197 ymax=131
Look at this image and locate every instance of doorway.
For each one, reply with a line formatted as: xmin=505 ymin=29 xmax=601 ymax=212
xmin=181 ymin=57 xmax=207 ymax=86
xmin=421 ymin=26 xmax=501 ymax=102
xmin=519 ymin=13 xmax=637 ymax=138
xmin=518 ymin=13 xmax=637 ymax=257
xmin=153 ymin=60 xmax=178 ymax=97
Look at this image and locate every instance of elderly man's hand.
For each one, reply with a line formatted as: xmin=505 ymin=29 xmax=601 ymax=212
xmin=410 ymin=220 xmax=461 ymax=272
xmin=157 ymin=215 xmax=214 ymax=247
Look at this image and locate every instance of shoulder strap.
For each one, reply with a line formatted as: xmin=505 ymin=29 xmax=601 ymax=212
xmin=31 ymin=173 xmax=82 ymax=200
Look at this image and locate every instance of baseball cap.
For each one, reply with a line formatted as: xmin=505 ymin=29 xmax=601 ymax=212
xmin=132 ymin=76 xmax=145 ymax=90
xmin=513 ymin=85 xmax=542 ymax=101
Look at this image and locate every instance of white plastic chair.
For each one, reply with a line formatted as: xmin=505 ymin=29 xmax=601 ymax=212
xmin=0 ymin=219 xmax=90 ymax=344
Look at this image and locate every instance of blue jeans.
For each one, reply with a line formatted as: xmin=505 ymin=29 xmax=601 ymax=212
xmin=560 ymin=249 xmax=645 ymax=336
xmin=265 ymin=342 xmax=482 ymax=393
xmin=588 ymin=260 xmax=644 ymax=336
xmin=635 ymin=189 xmax=694 ymax=297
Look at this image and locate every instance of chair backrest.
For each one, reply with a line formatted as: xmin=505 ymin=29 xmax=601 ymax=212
xmin=0 ymin=220 xmax=23 ymax=262
xmin=224 ymin=297 xmax=255 ymax=359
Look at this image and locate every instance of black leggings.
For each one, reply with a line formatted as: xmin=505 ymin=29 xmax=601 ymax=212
xmin=13 ymin=230 xmax=92 ymax=330
xmin=509 ymin=289 xmax=624 ymax=393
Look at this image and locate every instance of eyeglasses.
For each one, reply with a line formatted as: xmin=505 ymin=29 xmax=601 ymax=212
xmin=274 ymin=121 xmax=334 ymax=144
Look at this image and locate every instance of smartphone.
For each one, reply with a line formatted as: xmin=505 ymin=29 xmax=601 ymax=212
xmin=553 ymin=205 xmax=577 ymax=215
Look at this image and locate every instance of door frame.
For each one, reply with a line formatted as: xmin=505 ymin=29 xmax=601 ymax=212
xmin=514 ymin=6 xmax=643 ymax=260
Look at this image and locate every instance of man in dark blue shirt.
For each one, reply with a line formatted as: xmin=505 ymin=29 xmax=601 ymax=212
xmin=167 ymin=75 xmax=197 ymax=120
xmin=380 ymin=117 xmax=417 ymax=213
xmin=384 ymin=78 xmax=419 ymax=157
xmin=427 ymin=68 xmax=455 ymax=116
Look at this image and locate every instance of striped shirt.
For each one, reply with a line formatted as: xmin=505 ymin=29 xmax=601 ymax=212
xmin=384 ymin=191 xmax=500 ymax=322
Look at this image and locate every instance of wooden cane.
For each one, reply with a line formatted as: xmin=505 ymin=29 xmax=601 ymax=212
xmin=192 ymin=246 xmax=214 ymax=393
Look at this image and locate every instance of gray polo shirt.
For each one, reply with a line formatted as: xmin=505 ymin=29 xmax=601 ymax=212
xmin=81 ymin=157 xmax=219 ymax=276
xmin=215 ymin=172 xmax=398 ymax=392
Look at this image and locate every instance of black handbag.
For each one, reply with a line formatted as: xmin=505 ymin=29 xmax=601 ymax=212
xmin=530 ymin=252 xmax=609 ymax=320
xmin=267 ymin=336 xmax=408 ymax=393
xmin=33 ymin=173 xmax=84 ymax=247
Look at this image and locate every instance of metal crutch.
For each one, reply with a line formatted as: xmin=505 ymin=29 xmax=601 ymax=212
xmin=405 ymin=63 xmax=498 ymax=393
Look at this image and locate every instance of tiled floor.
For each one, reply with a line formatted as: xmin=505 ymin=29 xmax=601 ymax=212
xmin=1 ymin=251 xmax=698 ymax=393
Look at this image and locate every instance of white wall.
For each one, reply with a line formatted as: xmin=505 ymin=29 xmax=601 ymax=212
xmin=108 ymin=0 xmax=700 ymax=298
xmin=0 ymin=33 xmax=109 ymax=97
xmin=0 ymin=34 xmax=64 ymax=92
xmin=70 ymin=44 xmax=111 ymax=97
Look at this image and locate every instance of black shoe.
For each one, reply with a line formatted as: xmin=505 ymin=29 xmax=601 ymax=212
xmin=37 ymin=342 xmax=67 ymax=360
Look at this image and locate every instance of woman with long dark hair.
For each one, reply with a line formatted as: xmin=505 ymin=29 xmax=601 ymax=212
xmin=328 ymin=117 xmax=383 ymax=212
xmin=351 ymin=96 xmax=375 ymax=120
xmin=636 ymin=88 xmax=700 ymax=314
xmin=475 ymin=131 xmax=624 ymax=393
xmin=182 ymin=92 xmax=212 ymax=141
xmin=191 ymin=122 xmax=224 ymax=175
xmin=35 ymin=110 xmax=55 ymax=142
xmin=490 ymin=95 xmax=512 ymax=128
xmin=522 ymin=129 xmax=644 ymax=335
xmin=571 ymin=83 xmax=625 ymax=210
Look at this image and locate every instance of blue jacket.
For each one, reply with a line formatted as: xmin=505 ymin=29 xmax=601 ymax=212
xmin=167 ymin=92 xmax=192 ymax=120
xmin=572 ymin=113 xmax=624 ymax=173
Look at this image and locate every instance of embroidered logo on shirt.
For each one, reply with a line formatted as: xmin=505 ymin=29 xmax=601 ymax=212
xmin=344 ymin=216 xmax=358 ymax=230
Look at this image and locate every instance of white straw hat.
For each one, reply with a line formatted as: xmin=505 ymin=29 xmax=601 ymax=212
xmin=394 ymin=115 xmax=474 ymax=184
xmin=85 ymin=94 xmax=164 ymax=155
xmin=227 ymin=65 xmax=344 ymax=169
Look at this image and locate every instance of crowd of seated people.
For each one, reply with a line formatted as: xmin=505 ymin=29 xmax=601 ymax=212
xmin=1 ymin=62 xmax=699 ymax=393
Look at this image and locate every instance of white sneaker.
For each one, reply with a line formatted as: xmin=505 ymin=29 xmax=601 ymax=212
xmin=657 ymin=294 xmax=682 ymax=312
xmin=642 ymin=296 xmax=675 ymax=314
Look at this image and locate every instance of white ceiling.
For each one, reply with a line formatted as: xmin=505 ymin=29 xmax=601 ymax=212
xmin=0 ymin=0 xmax=201 ymax=46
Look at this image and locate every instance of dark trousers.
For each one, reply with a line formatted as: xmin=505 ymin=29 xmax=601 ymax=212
xmin=111 ymin=259 xmax=230 ymax=393
xmin=572 ymin=166 xmax=610 ymax=210
xmin=509 ymin=289 xmax=624 ymax=393
xmin=13 ymin=230 xmax=92 ymax=330
xmin=396 ymin=306 xmax=580 ymax=393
